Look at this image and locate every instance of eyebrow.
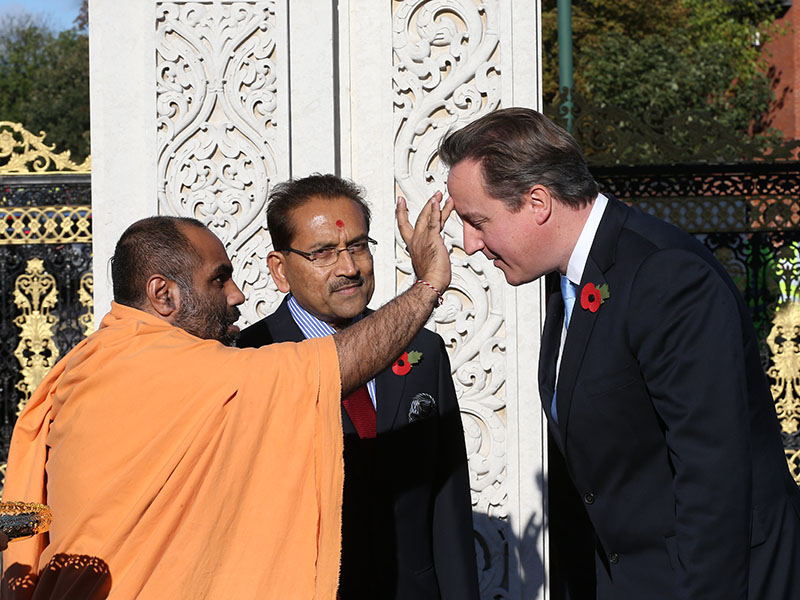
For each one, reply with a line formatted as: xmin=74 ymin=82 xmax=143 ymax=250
xmin=459 ymin=212 xmax=485 ymax=224
xmin=210 ymin=263 xmax=234 ymax=280
xmin=305 ymin=233 xmax=369 ymax=252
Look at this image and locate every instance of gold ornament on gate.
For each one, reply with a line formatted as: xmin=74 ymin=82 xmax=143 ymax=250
xmin=768 ymin=301 xmax=800 ymax=435
xmin=13 ymin=258 xmax=60 ymax=415
xmin=0 ymin=121 xmax=90 ymax=174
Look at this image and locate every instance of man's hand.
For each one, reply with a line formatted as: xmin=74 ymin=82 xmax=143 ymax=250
xmin=396 ymin=192 xmax=453 ymax=294
xmin=333 ymin=190 xmax=453 ymax=395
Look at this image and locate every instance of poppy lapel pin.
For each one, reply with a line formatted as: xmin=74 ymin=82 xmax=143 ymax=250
xmin=392 ymin=350 xmax=423 ymax=376
xmin=580 ymin=282 xmax=610 ymax=313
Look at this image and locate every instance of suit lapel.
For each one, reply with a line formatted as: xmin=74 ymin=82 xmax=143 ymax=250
xmin=266 ymin=297 xmax=306 ymax=343
xmin=375 ymin=363 xmax=407 ymax=433
xmin=554 ymin=196 xmax=628 ymax=448
xmin=361 ymin=307 xmax=406 ymax=433
xmin=539 ymin=289 xmax=566 ymax=454
xmin=539 ymin=290 xmax=563 ymax=407
xmin=555 ymin=258 xmax=606 ymax=444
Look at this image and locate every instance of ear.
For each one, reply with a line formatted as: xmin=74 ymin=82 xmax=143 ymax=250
xmin=527 ymin=184 xmax=554 ymax=226
xmin=267 ymin=251 xmax=291 ymax=293
xmin=145 ymin=274 xmax=181 ymax=319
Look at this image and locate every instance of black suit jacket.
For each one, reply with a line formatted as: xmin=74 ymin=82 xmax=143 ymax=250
xmin=540 ymin=196 xmax=800 ymax=599
xmin=238 ymin=298 xmax=479 ymax=600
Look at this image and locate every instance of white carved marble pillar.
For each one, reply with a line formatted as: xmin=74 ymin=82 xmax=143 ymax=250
xmin=90 ymin=1 xmax=547 ymax=597
xmin=153 ymin=1 xmax=290 ymax=325
xmin=342 ymin=3 xmax=547 ymax=597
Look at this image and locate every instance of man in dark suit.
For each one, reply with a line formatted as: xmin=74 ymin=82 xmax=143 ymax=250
xmin=438 ymin=107 xmax=800 ymax=599
xmin=238 ymin=174 xmax=479 ymax=600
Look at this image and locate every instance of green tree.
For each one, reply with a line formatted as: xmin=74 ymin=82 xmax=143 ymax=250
xmin=541 ymin=0 xmax=786 ymax=160
xmin=0 ymin=13 xmax=90 ymax=163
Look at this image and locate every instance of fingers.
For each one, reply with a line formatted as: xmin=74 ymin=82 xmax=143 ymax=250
xmin=417 ymin=192 xmax=439 ymax=232
xmin=396 ymin=196 xmax=413 ymax=247
xmin=395 ymin=192 xmax=454 ymax=251
xmin=392 ymin=191 xmax=452 ymax=295
xmin=398 ymin=191 xmax=446 ymax=248
xmin=440 ymin=197 xmax=454 ymax=228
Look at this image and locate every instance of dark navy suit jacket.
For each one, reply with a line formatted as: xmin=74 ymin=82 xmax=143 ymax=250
xmin=238 ymin=298 xmax=479 ymax=600
xmin=540 ymin=196 xmax=800 ymax=599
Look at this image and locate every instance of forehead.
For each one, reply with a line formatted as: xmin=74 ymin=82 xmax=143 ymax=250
xmin=183 ymin=225 xmax=231 ymax=269
xmin=289 ymin=196 xmax=368 ymax=241
xmin=447 ymin=159 xmax=492 ymax=218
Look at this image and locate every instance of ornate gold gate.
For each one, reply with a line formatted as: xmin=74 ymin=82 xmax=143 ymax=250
xmin=0 ymin=122 xmax=92 ymax=481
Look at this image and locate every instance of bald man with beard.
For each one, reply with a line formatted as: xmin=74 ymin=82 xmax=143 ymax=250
xmin=2 ymin=196 xmax=453 ymax=600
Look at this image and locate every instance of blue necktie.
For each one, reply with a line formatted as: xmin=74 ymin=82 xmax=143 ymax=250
xmin=561 ymin=275 xmax=577 ymax=329
xmin=551 ymin=275 xmax=577 ymax=422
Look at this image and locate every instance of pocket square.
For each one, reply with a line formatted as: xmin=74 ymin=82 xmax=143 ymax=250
xmin=408 ymin=393 xmax=436 ymax=423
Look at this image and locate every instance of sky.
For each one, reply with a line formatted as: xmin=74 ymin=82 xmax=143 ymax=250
xmin=0 ymin=0 xmax=82 ymax=32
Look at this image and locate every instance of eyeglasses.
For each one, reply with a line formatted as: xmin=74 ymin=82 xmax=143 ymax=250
xmin=281 ymin=237 xmax=377 ymax=267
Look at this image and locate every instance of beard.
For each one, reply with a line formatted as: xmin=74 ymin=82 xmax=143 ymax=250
xmin=174 ymin=283 xmax=240 ymax=346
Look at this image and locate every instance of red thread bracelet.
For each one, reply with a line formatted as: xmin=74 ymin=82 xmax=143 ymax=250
xmin=415 ymin=279 xmax=444 ymax=306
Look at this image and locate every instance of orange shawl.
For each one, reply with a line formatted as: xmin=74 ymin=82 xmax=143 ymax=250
xmin=2 ymin=303 xmax=343 ymax=599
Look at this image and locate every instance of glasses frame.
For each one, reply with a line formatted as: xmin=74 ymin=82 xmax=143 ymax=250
xmin=281 ymin=237 xmax=378 ymax=267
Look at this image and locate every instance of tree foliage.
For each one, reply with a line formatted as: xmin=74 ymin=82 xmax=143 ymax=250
xmin=75 ymin=0 xmax=88 ymax=32
xmin=0 ymin=13 xmax=90 ymax=163
xmin=541 ymin=0 xmax=786 ymax=154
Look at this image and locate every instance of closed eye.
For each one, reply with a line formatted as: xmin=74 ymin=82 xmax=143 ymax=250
xmin=308 ymin=247 xmax=339 ymax=262
xmin=347 ymin=241 xmax=369 ymax=253
xmin=469 ymin=218 xmax=487 ymax=230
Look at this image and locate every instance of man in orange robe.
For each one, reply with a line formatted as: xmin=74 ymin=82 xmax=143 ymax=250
xmin=1 ymin=194 xmax=451 ymax=599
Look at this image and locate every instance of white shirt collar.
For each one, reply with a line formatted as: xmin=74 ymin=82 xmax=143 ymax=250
xmin=565 ymin=193 xmax=608 ymax=286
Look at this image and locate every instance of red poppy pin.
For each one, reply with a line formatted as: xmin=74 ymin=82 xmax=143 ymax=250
xmin=580 ymin=282 xmax=610 ymax=313
xmin=392 ymin=350 xmax=423 ymax=375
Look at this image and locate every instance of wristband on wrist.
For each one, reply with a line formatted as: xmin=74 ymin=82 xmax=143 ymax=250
xmin=415 ymin=279 xmax=444 ymax=306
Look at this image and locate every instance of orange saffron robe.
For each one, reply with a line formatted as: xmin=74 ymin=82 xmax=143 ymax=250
xmin=1 ymin=303 xmax=343 ymax=599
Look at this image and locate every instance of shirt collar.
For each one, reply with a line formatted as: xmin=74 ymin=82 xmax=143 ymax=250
xmin=286 ymin=294 xmax=363 ymax=340
xmin=286 ymin=294 xmax=376 ymax=406
xmin=566 ymin=193 xmax=608 ymax=286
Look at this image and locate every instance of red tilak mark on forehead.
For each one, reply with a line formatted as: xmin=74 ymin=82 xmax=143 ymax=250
xmin=335 ymin=220 xmax=344 ymax=228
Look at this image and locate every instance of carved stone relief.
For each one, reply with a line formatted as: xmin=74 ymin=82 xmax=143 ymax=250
xmin=392 ymin=0 xmax=508 ymax=594
xmin=156 ymin=1 xmax=282 ymax=324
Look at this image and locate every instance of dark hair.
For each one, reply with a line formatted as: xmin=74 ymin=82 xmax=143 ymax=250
xmin=267 ymin=174 xmax=372 ymax=250
xmin=111 ymin=216 xmax=207 ymax=308
xmin=438 ymin=107 xmax=598 ymax=209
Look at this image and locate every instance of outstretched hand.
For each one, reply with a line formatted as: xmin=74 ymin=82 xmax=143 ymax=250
xmin=396 ymin=192 xmax=453 ymax=294
xmin=334 ymin=190 xmax=453 ymax=395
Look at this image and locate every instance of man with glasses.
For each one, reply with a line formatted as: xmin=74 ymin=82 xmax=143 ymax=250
xmin=238 ymin=174 xmax=479 ymax=600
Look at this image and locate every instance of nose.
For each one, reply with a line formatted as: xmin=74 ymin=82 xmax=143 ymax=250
xmin=227 ymin=281 xmax=245 ymax=306
xmin=462 ymin=222 xmax=484 ymax=256
xmin=334 ymin=248 xmax=359 ymax=276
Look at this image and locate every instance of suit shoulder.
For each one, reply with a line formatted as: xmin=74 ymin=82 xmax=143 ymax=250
xmin=237 ymin=317 xmax=269 ymax=348
xmin=408 ymin=326 xmax=447 ymax=353
xmin=618 ymin=206 xmax=712 ymax=263
xmin=238 ymin=297 xmax=303 ymax=347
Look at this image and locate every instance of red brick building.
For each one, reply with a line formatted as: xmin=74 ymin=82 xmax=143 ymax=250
xmin=766 ymin=2 xmax=800 ymax=139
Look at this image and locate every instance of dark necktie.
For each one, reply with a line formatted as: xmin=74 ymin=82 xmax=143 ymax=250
xmin=551 ymin=275 xmax=577 ymax=422
xmin=343 ymin=385 xmax=376 ymax=439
